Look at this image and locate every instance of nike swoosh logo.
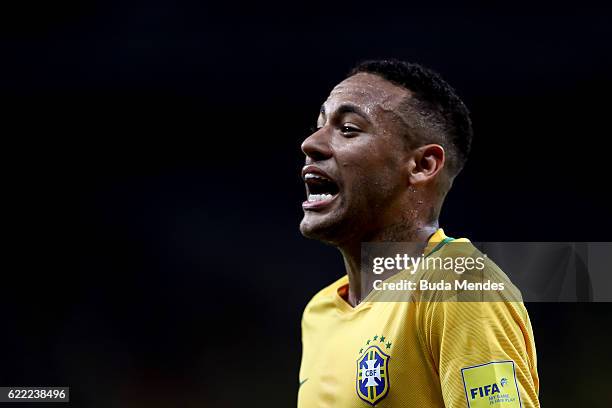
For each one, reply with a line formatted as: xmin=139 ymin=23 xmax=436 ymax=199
xmin=299 ymin=378 xmax=308 ymax=388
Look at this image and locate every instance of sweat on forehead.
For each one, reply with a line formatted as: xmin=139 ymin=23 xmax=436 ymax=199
xmin=325 ymin=73 xmax=412 ymax=111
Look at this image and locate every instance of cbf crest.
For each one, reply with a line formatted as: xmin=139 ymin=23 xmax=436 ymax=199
xmin=356 ymin=335 xmax=392 ymax=405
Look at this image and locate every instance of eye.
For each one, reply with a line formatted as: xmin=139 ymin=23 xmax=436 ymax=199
xmin=340 ymin=124 xmax=361 ymax=134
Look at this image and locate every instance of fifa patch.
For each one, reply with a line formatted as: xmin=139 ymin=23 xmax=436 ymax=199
xmin=356 ymin=334 xmax=392 ymax=405
xmin=461 ymin=360 xmax=522 ymax=408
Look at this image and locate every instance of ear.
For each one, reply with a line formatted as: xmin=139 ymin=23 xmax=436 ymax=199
xmin=407 ymin=144 xmax=445 ymax=185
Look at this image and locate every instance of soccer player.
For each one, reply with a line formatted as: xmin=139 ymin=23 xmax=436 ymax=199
xmin=298 ymin=60 xmax=539 ymax=407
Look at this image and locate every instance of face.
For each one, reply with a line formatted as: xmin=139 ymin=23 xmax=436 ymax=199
xmin=299 ymin=73 xmax=413 ymax=245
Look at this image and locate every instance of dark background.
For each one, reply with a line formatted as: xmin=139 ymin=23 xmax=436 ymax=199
xmin=2 ymin=1 xmax=611 ymax=407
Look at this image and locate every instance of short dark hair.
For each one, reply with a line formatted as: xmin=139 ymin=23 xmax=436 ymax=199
xmin=349 ymin=59 xmax=473 ymax=175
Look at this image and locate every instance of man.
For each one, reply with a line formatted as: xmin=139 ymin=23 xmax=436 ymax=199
xmin=298 ymin=60 xmax=539 ymax=407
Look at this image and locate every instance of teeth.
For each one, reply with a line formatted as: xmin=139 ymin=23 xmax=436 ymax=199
xmin=308 ymin=193 xmax=333 ymax=202
xmin=304 ymin=173 xmax=327 ymax=180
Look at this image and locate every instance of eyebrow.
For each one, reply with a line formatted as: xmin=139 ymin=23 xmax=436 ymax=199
xmin=320 ymin=103 xmax=371 ymax=124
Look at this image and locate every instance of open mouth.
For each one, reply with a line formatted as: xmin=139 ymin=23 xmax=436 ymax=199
xmin=302 ymin=168 xmax=340 ymax=209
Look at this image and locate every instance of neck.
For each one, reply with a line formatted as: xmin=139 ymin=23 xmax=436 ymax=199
xmin=339 ymin=219 xmax=439 ymax=307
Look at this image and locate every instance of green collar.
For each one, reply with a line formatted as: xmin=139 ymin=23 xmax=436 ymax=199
xmin=425 ymin=236 xmax=455 ymax=258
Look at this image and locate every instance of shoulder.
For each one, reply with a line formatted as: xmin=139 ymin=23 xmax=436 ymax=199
xmin=302 ymin=274 xmax=348 ymax=316
xmin=419 ymin=239 xmax=529 ymax=329
xmin=420 ymin=239 xmax=523 ymax=303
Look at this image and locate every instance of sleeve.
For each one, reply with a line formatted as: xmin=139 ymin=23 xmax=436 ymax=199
xmin=422 ymin=300 xmax=540 ymax=408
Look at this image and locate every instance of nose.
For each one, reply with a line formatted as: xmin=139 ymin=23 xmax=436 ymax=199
xmin=301 ymin=127 xmax=333 ymax=161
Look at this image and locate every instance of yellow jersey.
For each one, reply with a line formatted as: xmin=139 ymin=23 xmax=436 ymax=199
xmin=298 ymin=229 xmax=539 ymax=407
